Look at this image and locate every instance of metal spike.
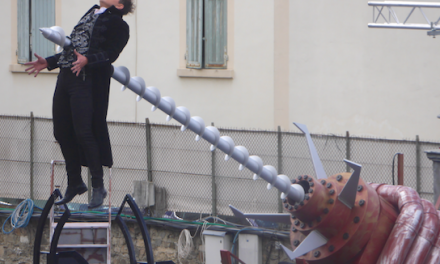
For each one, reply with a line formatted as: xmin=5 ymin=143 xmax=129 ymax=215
xmin=281 ymin=230 xmax=328 ymax=260
xmin=293 ymin=123 xmax=327 ymax=179
xmin=338 ymin=159 xmax=362 ymax=209
xmin=229 ymin=205 xmax=291 ymax=225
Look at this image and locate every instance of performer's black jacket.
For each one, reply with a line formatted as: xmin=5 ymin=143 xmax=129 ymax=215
xmin=46 ymin=5 xmax=130 ymax=168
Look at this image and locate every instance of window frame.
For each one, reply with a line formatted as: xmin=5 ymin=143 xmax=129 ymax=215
xmin=185 ymin=0 xmax=228 ymax=70
xmin=178 ymin=0 xmax=233 ymax=79
xmin=17 ymin=0 xmax=56 ymax=64
xmin=203 ymin=0 xmax=228 ymax=69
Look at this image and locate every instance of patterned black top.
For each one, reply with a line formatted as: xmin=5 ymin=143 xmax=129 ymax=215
xmin=58 ymin=8 xmax=99 ymax=68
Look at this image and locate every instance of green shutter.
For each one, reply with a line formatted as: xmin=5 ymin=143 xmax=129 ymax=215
xmin=31 ymin=0 xmax=55 ymax=61
xmin=186 ymin=0 xmax=203 ymax=69
xmin=17 ymin=0 xmax=30 ymax=64
xmin=204 ymin=0 xmax=227 ymax=69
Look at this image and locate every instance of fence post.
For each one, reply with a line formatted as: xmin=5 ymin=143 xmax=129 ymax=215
xmin=30 ymin=112 xmax=34 ymax=200
xmin=345 ymin=131 xmax=351 ymax=172
xmin=212 ymin=122 xmax=217 ymax=216
xmin=277 ymin=126 xmax=283 ymax=213
xmin=146 ymin=118 xmax=152 ymax=182
xmin=416 ymin=135 xmax=421 ymax=193
xmin=397 ymin=153 xmax=404 ymax=186
xmin=87 ymin=169 xmax=92 ymax=202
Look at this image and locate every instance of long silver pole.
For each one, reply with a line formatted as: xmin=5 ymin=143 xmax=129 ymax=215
xmin=40 ymin=27 xmax=306 ymax=204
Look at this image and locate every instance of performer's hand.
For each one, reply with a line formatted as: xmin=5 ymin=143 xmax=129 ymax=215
xmin=24 ymin=53 xmax=48 ymax=77
xmin=72 ymin=50 xmax=88 ymax=77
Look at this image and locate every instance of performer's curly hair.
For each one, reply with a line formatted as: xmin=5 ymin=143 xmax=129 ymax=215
xmin=120 ymin=0 xmax=135 ymax=15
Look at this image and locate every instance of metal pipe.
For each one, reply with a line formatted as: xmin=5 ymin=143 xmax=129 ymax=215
xmin=108 ymin=167 xmax=112 ymax=264
xmin=389 ymin=7 xmax=400 ymax=23
xmin=403 ymin=7 xmax=416 ymax=24
xmin=368 ymin=2 xmax=440 ymax=8
xmin=211 ymin=122 xmax=217 ymax=216
xmin=374 ymin=6 xmax=388 ymax=23
xmin=416 ymin=135 xmax=421 ymax=194
xmin=277 ymin=126 xmax=283 ymax=213
xmin=368 ymin=23 xmax=440 ymax=30
xmin=397 ymin=153 xmax=404 ymax=186
xmin=419 ymin=7 xmax=431 ymax=24
xmin=146 ymin=118 xmax=152 ymax=182
xmin=49 ymin=159 xmax=65 ymax=241
xmin=87 ymin=169 xmax=92 ymax=203
xmin=30 ymin=112 xmax=34 ymax=200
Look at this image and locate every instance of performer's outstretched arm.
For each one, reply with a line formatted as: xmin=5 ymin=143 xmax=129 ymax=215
xmin=24 ymin=53 xmax=48 ymax=77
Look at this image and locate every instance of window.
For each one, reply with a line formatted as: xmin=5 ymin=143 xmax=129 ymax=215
xmin=17 ymin=0 xmax=55 ymax=64
xmin=186 ymin=0 xmax=228 ymax=69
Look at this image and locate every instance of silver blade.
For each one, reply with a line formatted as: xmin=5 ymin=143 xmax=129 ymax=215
xmin=281 ymin=230 xmax=328 ymax=260
xmin=338 ymin=159 xmax=362 ymax=209
xmin=293 ymin=123 xmax=327 ymax=179
xmin=229 ymin=205 xmax=292 ymax=225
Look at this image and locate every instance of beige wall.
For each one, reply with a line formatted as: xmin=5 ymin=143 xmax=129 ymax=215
xmin=274 ymin=0 xmax=290 ymax=130
xmin=2 ymin=0 xmax=440 ymax=141
xmin=135 ymin=0 xmax=275 ymax=129
xmin=289 ymin=0 xmax=440 ymax=141
xmin=5 ymin=0 xmax=57 ymax=118
xmin=2 ymin=1 xmax=136 ymax=121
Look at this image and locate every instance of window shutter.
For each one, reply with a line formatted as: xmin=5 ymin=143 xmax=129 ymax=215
xmin=17 ymin=0 xmax=30 ymax=64
xmin=186 ymin=0 xmax=203 ymax=69
xmin=204 ymin=0 xmax=227 ymax=69
xmin=31 ymin=0 xmax=55 ymax=61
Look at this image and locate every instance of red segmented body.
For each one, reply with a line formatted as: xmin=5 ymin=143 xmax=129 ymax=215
xmin=286 ymin=177 xmax=439 ymax=264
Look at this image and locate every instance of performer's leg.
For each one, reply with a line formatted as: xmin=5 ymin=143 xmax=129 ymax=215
xmin=67 ymin=72 xmax=107 ymax=208
xmin=52 ymin=70 xmax=83 ymax=186
xmin=68 ymin=76 xmax=104 ymax=189
xmin=53 ymin=70 xmax=88 ymax=205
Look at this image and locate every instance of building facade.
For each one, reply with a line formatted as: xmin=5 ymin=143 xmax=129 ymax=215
xmin=2 ymin=0 xmax=440 ymax=141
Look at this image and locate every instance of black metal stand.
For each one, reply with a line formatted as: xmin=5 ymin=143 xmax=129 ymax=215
xmin=33 ymin=191 xmax=175 ymax=264
xmin=33 ymin=189 xmax=88 ymax=264
xmin=116 ymin=194 xmax=176 ymax=264
xmin=33 ymin=190 xmax=59 ymax=264
xmin=116 ymin=194 xmax=155 ymax=264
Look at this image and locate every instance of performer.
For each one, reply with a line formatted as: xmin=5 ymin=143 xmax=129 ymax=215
xmin=25 ymin=0 xmax=134 ymax=208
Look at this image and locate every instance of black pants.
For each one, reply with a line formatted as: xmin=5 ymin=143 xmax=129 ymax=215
xmin=52 ymin=68 xmax=103 ymax=188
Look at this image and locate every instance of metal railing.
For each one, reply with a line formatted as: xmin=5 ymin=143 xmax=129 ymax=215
xmin=368 ymin=1 xmax=440 ymax=35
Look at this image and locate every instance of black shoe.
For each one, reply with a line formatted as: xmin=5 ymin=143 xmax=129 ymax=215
xmin=55 ymin=182 xmax=88 ymax=205
xmin=88 ymin=186 xmax=107 ymax=209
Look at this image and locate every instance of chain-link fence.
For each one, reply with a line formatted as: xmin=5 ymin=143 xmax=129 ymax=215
xmin=1 ymin=114 xmax=439 ymax=215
